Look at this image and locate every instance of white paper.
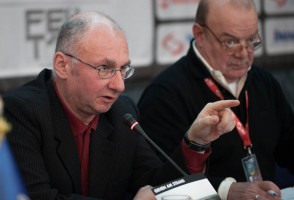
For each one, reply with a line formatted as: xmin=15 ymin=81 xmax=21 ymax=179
xmin=152 ymin=174 xmax=220 ymax=200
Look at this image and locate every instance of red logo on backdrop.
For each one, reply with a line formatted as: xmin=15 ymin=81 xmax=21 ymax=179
xmin=275 ymin=0 xmax=287 ymax=7
xmin=160 ymin=0 xmax=199 ymax=9
xmin=161 ymin=0 xmax=169 ymax=9
xmin=162 ymin=33 xmax=184 ymax=56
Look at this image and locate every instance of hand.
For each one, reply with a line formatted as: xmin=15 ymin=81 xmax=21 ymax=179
xmin=228 ymin=181 xmax=281 ymax=200
xmin=187 ymin=100 xmax=239 ymax=144
xmin=134 ymin=185 xmax=156 ymax=200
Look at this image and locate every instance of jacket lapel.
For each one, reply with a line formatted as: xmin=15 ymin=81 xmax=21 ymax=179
xmin=47 ymin=80 xmax=82 ymax=193
xmin=88 ymin=114 xmax=118 ymax=197
xmin=54 ymin=121 xmax=82 ymax=193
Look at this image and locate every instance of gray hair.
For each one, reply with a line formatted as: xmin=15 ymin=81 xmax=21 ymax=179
xmin=195 ymin=0 xmax=256 ymax=24
xmin=55 ymin=11 xmax=123 ymax=53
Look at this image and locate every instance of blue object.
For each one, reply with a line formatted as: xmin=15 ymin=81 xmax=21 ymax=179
xmin=0 ymin=138 xmax=30 ymax=200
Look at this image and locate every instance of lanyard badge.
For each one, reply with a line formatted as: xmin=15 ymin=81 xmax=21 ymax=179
xmin=204 ymin=78 xmax=263 ymax=182
xmin=241 ymin=148 xmax=263 ymax=182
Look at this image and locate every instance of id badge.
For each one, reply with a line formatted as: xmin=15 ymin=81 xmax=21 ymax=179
xmin=242 ymin=154 xmax=263 ymax=182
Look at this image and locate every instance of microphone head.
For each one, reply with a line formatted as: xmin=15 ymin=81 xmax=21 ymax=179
xmin=123 ymin=113 xmax=137 ymax=127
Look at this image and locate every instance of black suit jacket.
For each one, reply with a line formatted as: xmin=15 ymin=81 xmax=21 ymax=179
xmin=138 ymin=40 xmax=294 ymax=188
xmin=4 ymin=69 xmax=187 ymax=200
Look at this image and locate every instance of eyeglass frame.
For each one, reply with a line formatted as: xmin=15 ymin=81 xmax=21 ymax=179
xmin=60 ymin=52 xmax=135 ymax=79
xmin=199 ymin=23 xmax=262 ymax=55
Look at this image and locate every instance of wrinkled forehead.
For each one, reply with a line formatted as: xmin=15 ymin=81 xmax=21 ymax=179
xmin=79 ymin=25 xmax=128 ymax=51
xmin=207 ymin=2 xmax=258 ymax=35
xmin=78 ymin=26 xmax=129 ymax=64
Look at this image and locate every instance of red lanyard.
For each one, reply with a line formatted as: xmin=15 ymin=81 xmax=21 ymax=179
xmin=204 ymin=78 xmax=252 ymax=149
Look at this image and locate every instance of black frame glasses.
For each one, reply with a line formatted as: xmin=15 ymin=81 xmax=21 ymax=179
xmin=200 ymin=24 xmax=262 ymax=55
xmin=62 ymin=52 xmax=135 ymax=79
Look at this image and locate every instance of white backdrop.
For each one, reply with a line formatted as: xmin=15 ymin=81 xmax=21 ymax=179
xmin=0 ymin=0 xmax=153 ymax=77
xmin=0 ymin=0 xmax=293 ymax=78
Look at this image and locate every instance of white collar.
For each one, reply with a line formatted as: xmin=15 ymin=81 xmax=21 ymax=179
xmin=192 ymin=41 xmax=249 ymax=98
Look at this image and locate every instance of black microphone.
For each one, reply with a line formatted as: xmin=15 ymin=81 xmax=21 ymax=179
xmin=123 ymin=113 xmax=188 ymax=177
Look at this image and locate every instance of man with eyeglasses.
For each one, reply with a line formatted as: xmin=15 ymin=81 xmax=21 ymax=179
xmin=3 ymin=11 xmax=240 ymax=200
xmin=138 ymin=0 xmax=294 ymax=199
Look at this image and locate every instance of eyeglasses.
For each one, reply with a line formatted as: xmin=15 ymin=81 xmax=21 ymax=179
xmin=200 ymin=24 xmax=262 ymax=55
xmin=62 ymin=52 xmax=135 ymax=79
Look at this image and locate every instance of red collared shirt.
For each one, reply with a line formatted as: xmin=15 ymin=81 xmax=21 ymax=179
xmin=53 ymin=81 xmax=98 ymax=196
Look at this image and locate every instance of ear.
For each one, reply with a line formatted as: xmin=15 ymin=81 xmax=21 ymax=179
xmin=53 ymin=52 xmax=69 ymax=79
xmin=192 ymin=23 xmax=205 ymax=47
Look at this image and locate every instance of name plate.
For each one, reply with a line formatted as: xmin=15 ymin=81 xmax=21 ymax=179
xmin=152 ymin=173 xmax=220 ymax=200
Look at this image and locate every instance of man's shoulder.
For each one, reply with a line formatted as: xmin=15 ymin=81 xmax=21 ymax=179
xmin=250 ymin=65 xmax=278 ymax=82
xmin=153 ymin=54 xmax=203 ymax=85
xmin=3 ymin=69 xmax=52 ymax=108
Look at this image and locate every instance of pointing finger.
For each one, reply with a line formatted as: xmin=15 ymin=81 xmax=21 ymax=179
xmin=206 ymin=100 xmax=240 ymax=112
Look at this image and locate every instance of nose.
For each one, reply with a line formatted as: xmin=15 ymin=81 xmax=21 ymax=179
xmin=239 ymin=46 xmax=250 ymax=56
xmin=234 ymin=42 xmax=250 ymax=58
xmin=108 ymin=70 xmax=125 ymax=93
xmin=239 ymin=40 xmax=252 ymax=56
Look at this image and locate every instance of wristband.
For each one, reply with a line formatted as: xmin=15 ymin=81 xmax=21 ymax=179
xmin=184 ymin=131 xmax=211 ymax=152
